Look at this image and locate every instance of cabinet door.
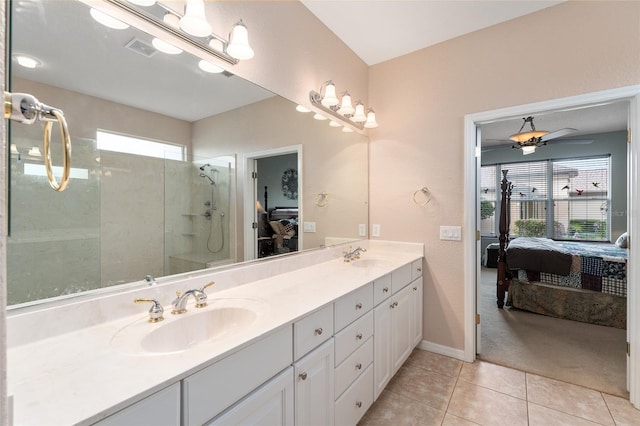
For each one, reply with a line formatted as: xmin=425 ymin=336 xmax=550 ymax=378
xmin=373 ymin=301 xmax=392 ymax=400
xmin=411 ymin=277 xmax=424 ymax=347
xmin=294 ymin=339 xmax=335 ymax=426
xmin=391 ymin=284 xmax=413 ymax=375
xmin=207 ymin=368 xmax=294 ymax=426
xmin=95 ymin=383 xmax=180 ymax=426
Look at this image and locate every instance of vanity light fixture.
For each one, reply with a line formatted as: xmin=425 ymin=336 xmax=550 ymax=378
xmin=152 ymin=37 xmax=182 ymax=54
xmin=198 ymin=60 xmax=224 ymax=73
xmin=90 ymin=8 xmax=129 ymax=30
xmin=308 ymin=80 xmax=379 ymax=131
xmin=180 ymin=0 xmax=212 ymax=37
xmin=162 ymin=11 xmax=180 ymax=29
xmin=226 ymin=20 xmax=254 ymax=60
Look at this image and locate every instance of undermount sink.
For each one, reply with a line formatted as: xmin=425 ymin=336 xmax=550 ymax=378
xmin=112 ymin=298 xmax=265 ymax=355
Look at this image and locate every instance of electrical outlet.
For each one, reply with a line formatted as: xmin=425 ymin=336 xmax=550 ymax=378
xmin=372 ymin=224 xmax=381 ymax=237
xmin=358 ymin=223 xmax=367 ymax=237
xmin=303 ymin=222 xmax=316 ymax=233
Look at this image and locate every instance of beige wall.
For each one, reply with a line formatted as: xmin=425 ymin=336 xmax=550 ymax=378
xmin=368 ymin=1 xmax=640 ymax=350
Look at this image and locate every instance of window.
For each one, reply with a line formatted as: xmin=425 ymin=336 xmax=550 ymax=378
xmin=481 ymin=155 xmax=611 ymax=242
xmin=480 ymin=166 xmax=497 ymax=235
xmin=96 ymin=130 xmax=185 ymax=161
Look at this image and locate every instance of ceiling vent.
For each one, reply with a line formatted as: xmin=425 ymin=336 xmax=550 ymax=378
xmin=124 ymin=38 xmax=158 ymax=58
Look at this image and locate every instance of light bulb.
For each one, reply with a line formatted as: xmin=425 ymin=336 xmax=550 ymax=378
xmin=90 ymin=8 xmax=129 ymax=30
xmin=521 ymin=145 xmax=536 ymax=155
xmin=152 ymin=38 xmax=182 ymax=55
xmin=364 ymin=109 xmax=378 ymax=128
xmin=180 ymin=0 xmax=212 ymax=37
xmin=321 ymin=81 xmax=339 ymax=107
xmin=337 ymin=92 xmax=354 ymax=115
xmin=227 ymin=21 xmax=254 ymax=60
xmin=198 ymin=60 xmax=224 ymax=73
xmin=352 ymin=102 xmax=366 ymax=122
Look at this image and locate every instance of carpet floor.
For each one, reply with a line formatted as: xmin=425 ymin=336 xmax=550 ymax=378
xmin=478 ymin=267 xmax=628 ymax=397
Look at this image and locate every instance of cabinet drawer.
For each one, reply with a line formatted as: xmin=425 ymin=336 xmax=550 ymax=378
xmin=334 ymin=337 xmax=373 ymax=399
xmin=183 ymin=326 xmax=292 ymax=425
xmin=334 ymin=310 xmax=373 ymax=366
xmin=373 ymin=274 xmax=392 ymax=306
xmin=96 ymin=383 xmax=180 ymax=426
xmin=335 ymin=283 xmax=373 ymax=331
xmin=294 ymin=303 xmax=334 ymax=360
xmin=334 ymin=363 xmax=374 ymax=426
xmin=391 ymin=264 xmax=412 ymax=294
xmin=411 ymin=259 xmax=423 ymax=281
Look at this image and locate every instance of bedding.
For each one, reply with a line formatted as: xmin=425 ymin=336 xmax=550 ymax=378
xmin=506 ymin=237 xmax=573 ymax=276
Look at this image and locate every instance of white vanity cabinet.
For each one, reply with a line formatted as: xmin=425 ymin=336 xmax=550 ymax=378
xmin=93 ymin=382 xmax=180 ymax=426
xmin=294 ymin=339 xmax=335 ymax=425
xmin=373 ymin=264 xmax=424 ymax=400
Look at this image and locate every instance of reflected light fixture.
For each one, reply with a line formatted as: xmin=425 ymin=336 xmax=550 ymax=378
xmin=163 ymin=12 xmax=180 ymax=29
xmin=28 ymin=146 xmax=42 ymax=157
xmin=14 ymin=55 xmax=40 ymax=69
xmin=198 ymin=60 xmax=224 ymax=73
xmin=226 ymin=20 xmax=254 ymax=60
xmin=313 ymin=113 xmax=328 ymax=121
xmin=90 ymin=8 xmax=129 ymax=29
xmin=509 ymin=116 xmax=547 ymax=155
xmin=329 ymin=121 xmax=341 ymax=127
xmin=296 ymin=105 xmax=311 ymax=113
xmin=180 ymin=0 xmax=212 ymax=37
xmin=308 ymin=80 xmax=379 ymax=131
xmin=152 ymin=38 xmax=182 ymax=54
xmin=128 ymin=0 xmax=156 ymax=6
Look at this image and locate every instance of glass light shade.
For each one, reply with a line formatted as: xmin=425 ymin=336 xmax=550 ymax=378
xmin=337 ymin=92 xmax=354 ymax=115
xmin=227 ymin=21 xmax=254 ymax=60
xmin=364 ymin=110 xmax=378 ymax=128
xmin=521 ymin=145 xmax=537 ymax=155
xmin=313 ymin=113 xmax=327 ymax=120
xmin=198 ymin=60 xmax=224 ymax=73
xmin=128 ymin=0 xmax=156 ymax=6
xmin=90 ymin=8 xmax=129 ymax=30
xmin=342 ymin=126 xmax=354 ymax=133
xmin=352 ymin=102 xmax=366 ymax=122
xmin=321 ymin=82 xmax=339 ymax=107
xmin=15 ymin=55 xmax=39 ymax=69
xmin=180 ymin=0 xmax=212 ymax=37
xmin=509 ymin=130 xmax=548 ymax=143
xmin=208 ymin=38 xmax=224 ymax=52
xmin=296 ymin=105 xmax=311 ymax=113
xmin=163 ymin=12 xmax=180 ymax=29
xmin=28 ymin=147 xmax=42 ymax=157
xmin=329 ymin=121 xmax=341 ymax=127
xmin=10 ymin=144 xmax=19 ymax=154
xmin=152 ymin=38 xmax=182 ymax=54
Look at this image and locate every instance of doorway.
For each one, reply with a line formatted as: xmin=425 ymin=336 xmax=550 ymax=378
xmin=463 ymin=86 xmax=640 ymax=406
xmin=243 ymin=146 xmax=302 ymax=261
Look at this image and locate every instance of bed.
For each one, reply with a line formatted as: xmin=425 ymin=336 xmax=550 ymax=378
xmin=496 ymin=171 xmax=628 ymax=328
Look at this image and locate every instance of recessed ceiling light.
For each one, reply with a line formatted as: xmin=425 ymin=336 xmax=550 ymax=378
xmin=14 ymin=55 xmax=40 ymax=69
xmin=90 ymin=8 xmax=129 ymax=30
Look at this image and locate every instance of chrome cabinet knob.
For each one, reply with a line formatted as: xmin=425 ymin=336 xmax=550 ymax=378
xmin=314 ymin=328 xmax=323 ymax=336
xmin=299 ymin=372 xmax=307 ymax=380
xmin=356 ymin=333 xmax=363 ymax=340
xmin=355 ymin=363 xmax=362 ymax=370
xmin=413 ymin=286 xmax=418 ymax=291
xmin=355 ymin=302 xmax=363 ymax=310
xmin=383 ymin=287 xmax=389 ymax=293
xmin=355 ymin=401 xmax=362 ymax=408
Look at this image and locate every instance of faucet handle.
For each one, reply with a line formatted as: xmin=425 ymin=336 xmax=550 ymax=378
xmin=195 ymin=281 xmax=215 ymax=308
xmin=134 ymin=298 xmax=164 ymax=323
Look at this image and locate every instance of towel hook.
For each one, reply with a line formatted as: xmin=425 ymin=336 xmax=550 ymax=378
xmin=413 ymin=187 xmax=432 ymax=206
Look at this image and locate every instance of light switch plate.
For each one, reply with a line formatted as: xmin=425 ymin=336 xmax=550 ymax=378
xmin=303 ymin=222 xmax=316 ymax=233
xmin=372 ymin=224 xmax=381 ymax=237
xmin=358 ymin=224 xmax=367 ymax=237
xmin=440 ymin=225 xmax=462 ymax=241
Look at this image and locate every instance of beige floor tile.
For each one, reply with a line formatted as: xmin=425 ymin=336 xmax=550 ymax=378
xmin=458 ymin=360 xmax=526 ymax=400
xmin=385 ymin=362 xmax=457 ymax=411
xmin=447 ymin=380 xmax=528 ymax=426
xmin=602 ymin=393 xmax=640 ymax=425
xmin=526 ymin=374 xmax=614 ymax=425
xmin=528 ymin=402 xmax=605 ymax=426
xmin=358 ymin=390 xmax=445 ymax=426
xmin=441 ymin=413 xmax=481 ymax=425
xmin=405 ymin=348 xmax=463 ymax=378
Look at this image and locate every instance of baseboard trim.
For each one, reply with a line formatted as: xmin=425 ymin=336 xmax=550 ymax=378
xmin=417 ymin=340 xmax=466 ymax=361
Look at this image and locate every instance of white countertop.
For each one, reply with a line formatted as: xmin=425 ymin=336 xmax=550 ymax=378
xmin=7 ymin=241 xmax=423 ymax=425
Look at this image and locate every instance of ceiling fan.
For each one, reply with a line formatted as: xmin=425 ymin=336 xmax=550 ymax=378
xmin=509 ymin=116 xmax=578 ymax=155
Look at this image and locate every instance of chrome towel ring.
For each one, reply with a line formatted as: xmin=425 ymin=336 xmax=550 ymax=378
xmin=413 ymin=187 xmax=432 ymax=206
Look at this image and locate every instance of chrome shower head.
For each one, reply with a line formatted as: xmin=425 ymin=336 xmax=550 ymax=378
xmin=199 ymin=163 xmax=211 ymax=171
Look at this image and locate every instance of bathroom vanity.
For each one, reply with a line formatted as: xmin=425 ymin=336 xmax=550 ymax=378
xmin=7 ymin=241 xmax=423 ymax=425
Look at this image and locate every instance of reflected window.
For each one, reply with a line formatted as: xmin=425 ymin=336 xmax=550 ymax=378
xmin=96 ymin=130 xmax=185 ymax=161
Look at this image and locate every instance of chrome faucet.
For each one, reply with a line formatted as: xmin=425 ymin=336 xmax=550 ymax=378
xmin=171 ymin=281 xmax=215 ymax=314
xmin=343 ymin=246 xmax=367 ymax=262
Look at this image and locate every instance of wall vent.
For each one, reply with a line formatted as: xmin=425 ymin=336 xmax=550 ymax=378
xmin=124 ymin=38 xmax=158 ymax=58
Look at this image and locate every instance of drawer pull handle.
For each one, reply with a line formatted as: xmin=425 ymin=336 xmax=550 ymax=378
xmin=383 ymin=287 xmax=389 ymax=293
xmin=356 ymin=363 xmax=362 ymax=370
xmin=356 ymin=333 xmax=363 ymax=340
xmin=356 ymin=401 xmax=363 ymax=408
xmin=314 ymin=328 xmax=323 ymax=336
xmin=299 ymin=372 xmax=308 ymax=380
xmin=355 ymin=302 xmax=363 ymax=310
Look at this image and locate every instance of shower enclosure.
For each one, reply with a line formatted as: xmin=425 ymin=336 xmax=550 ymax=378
xmin=7 ymin=123 xmax=234 ymax=306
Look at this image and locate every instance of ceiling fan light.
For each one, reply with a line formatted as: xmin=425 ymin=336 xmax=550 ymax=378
xmin=180 ymin=0 xmax=212 ymax=37
xmin=521 ymin=145 xmax=536 ymax=155
xmin=509 ymin=130 xmax=548 ymax=143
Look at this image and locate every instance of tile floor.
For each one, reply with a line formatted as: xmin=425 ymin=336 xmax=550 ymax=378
xmin=359 ymin=349 xmax=640 ymax=426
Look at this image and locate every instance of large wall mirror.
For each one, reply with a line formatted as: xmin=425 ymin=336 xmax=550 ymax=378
xmin=7 ymin=0 xmax=369 ymax=307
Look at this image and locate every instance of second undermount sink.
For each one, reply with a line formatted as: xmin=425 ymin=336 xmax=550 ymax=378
xmin=112 ymin=298 xmax=265 ymax=355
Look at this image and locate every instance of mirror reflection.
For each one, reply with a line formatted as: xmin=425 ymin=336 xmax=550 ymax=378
xmin=8 ymin=0 xmax=368 ymax=306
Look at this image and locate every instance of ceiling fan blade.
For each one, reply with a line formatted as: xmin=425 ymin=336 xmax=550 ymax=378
xmin=546 ymin=138 xmax=594 ymax=145
xmin=541 ymin=128 xmax=578 ymax=141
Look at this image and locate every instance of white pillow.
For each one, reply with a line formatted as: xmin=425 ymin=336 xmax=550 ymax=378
xmin=615 ymin=232 xmax=629 ymax=248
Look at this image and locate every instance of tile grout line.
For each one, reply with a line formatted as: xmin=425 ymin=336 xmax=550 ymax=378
xmin=441 ymin=361 xmax=463 ymax=425
xmin=600 ymin=391 xmax=617 ymax=425
xmin=525 ymin=372 xmax=530 ymax=425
